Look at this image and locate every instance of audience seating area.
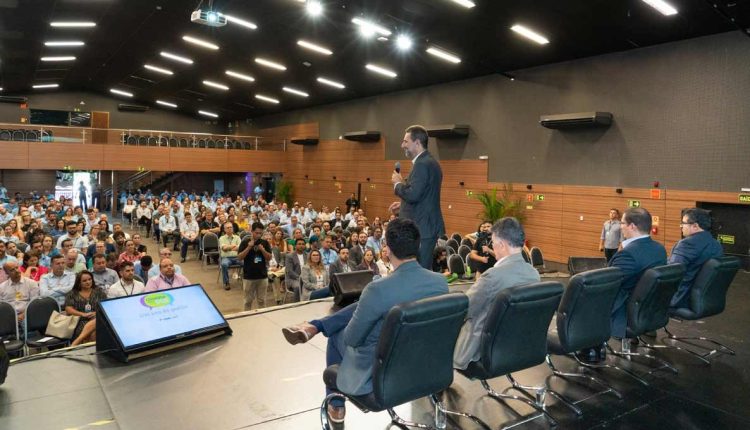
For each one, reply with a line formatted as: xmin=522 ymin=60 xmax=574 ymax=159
xmin=122 ymin=134 xmax=254 ymax=149
xmin=0 ymin=128 xmax=53 ymax=142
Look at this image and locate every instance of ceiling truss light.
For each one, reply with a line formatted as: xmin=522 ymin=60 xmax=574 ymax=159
xmin=640 ymin=0 xmax=678 ymax=15
xmin=144 ymin=64 xmax=174 ymax=75
xmin=225 ymin=70 xmax=255 ymax=82
xmin=44 ymin=41 xmax=85 ymax=47
xmin=510 ymin=24 xmax=550 ymax=45
xmin=254 ymin=58 xmax=287 ymax=71
xmin=203 ymin=80 xmax=229 ymax=90
xmin=352 ymin=17 xmax=392 ymax=37
xmin=182 ymin=35 xmax=220 ymax=50
xmin=32 ymin=83 xmax=59 ymax=89
xmin=282 ymin=86 xmax=309 ymax=97
xmin=49 ymin=22 xmax=96 ymax=28
xmin=449 ymin=0 xmax=476 ymax=8
xmin=396 ymin=35 xmax=413 ymax=51
xmin=297 ymin=40 xmax=333 ymax=55
xmin=426 ymin=46 xmax=461 ymax=64
xmin=198 ymin=110 xmax=219 ymax=118
xmin=317 ymin=77 xmax=345 ymax=89
xmin=365 ymin=64 xmax=397 ymax=78
xmin=160 ymin=51 xmax=194 ymax=64
xmin=41 ymin=56 xmax=76 ymax=62
xmin=219 ymin=13 xmax=258 ymax=29
xmin=156 ymin=100 xmax=178 ymax=108
xmin=110 ymin=88 xmax=133 ymax=97
xmin=255 ymin=94 xmax=280 ymax=104
xmin=306 ymin=0 xmax=324 ymax=17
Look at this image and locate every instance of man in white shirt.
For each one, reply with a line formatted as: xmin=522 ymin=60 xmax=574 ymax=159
xmin=108 ymin=261 xmax=146 ymax=298
xmin=39 ymin=255 xmax=76 ymax=307
xmin=0 ymin=260 xmax=39 ymax=321
xmin=179 ymin=212 xmax=200 ymax=263
xmin=136 ymin=201 xmax=152 ymax=237
xmin=159 ymin=211 xmax=178 ymax=251
xmin=147 ymin=248 xmax=183 ymax=278
xmin=56 ymin=221 xmax=86 ymax=251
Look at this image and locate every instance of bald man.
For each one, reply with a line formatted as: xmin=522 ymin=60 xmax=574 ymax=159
xmin=145 ymin=258 xmax=191 ymax=292
xmin=0 ymin=261 xmax=39 ymax=321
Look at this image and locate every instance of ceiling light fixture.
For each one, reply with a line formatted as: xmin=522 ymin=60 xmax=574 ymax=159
xmin=317 ymin=77 xmax=345 ymax=89
xmin=225 ymin=70 xmax=255 ymax=82
xmin=156 ymin=100 xmax=178 ymax=108
xmin=426 ymin=46 xmax=461 ymax=63
xmin=449 ymin=0 xmax=476 ymax=8
xmin=220 ymin=13 xmax=258 ymax=29
xmin=352 ymin=17 xmax=392 ymax=38
xmin=160 ymin=51 xmax=194 ymax=64
xmin=32 ymin=83 xmax=59 ymax=89
xmin=282 ymin=86 xmax=309 ymax=97
xmin=254 ymin=58 xmax=287 ymax=71
xmin=44 ymin=41 xmax=85 ymax=47
xmin=144 ymin=64 xmax=174 ymax=75
xmin=510 ymin=24 xmax=550 ymax=45
xmin=365 ymin=63 xmax=397 ymax=78
xmin=396 ymin=35 xmax=413 ymax=51
xmin=50 ymin=22 xmax=96 ymax=28
xmin=198 ymin=110 xmax=219 ymax=118
xmin=203 ymin=80 xmax=229 ymax=90
xmin=306 ymin=0 xmax=324 ymax=17
xmin=41 ymin=56 xmax=76 ymax=62
xmin=182 ymin=35 xmax=220 ymax=50
xmin=640 ymin=0 xmax=678 ymax=15
xmin=297 ymin=40 xmax=333 ymax=55
xmin=110 ymin=88 xmax=133 ymax=97
xmin=255 ymin=94 xmax=280 ymax=104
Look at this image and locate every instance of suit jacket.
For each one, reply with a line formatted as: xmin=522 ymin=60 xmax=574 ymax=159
xmin=300 ymin=265 xmax=330 ymax=301
xmin=453 ymin=252 xmax=541 ymax=370
xmin=608 ymin=236 xmax=667 ymax=337
xmin=348 ymin=244 xmax=364 ymax=267
xmin=668 ymin=231 xmax=723 ymax=308
xmin=284 ymin=252 xmax=307 ymax=293
xmin=328 ymin=258 xmax=357 ymax=288
xmin=394 ymin=151 xmax=445 ymax=239
xmin=337 ymin=260 xmax=448 ymax=395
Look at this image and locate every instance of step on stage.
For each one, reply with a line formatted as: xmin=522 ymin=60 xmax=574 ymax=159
xmin=3 ymin=276 xmax=750 ymax=430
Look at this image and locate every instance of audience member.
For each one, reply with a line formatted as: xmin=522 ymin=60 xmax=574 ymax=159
xmin=376 ymin=246 xmax=393 ymax=277
xmin=90 ymin=254 xmax=119 ymax=293
xmin=179 ymin=212 xmax=200 ymax=263
xmin=39 ymin=255 xmax=75 ymax=306
xmin=320 ymin=236 xmax=339 ymax=269
xmin=236 ymin=222 xmax=272 ymax=310
xmin=284 ymin=238 xmax=307 ymax=302
xmin=348 ymin=232 xmax=364 ymax=267
xmin=219 ymin=222 xmax=242 ymax=290
xmin=328 ymin=247 xmax=357 ymax=287
xmin=135 ymin=255 xmax=153 ymax=281
xmin=65 ymin=271 xmax=107 ymax=346
xmin=108 ymin=261 xmax=146 ymax=298
xmin=356 ymin=249 xmax=378 ymax=273
xmin=20 ymin=251 xmax=48 ymax=282
xmin=117 ymin=239 xmax=141 ymax=264
xmin=432 ymin=246 xmax=450 ymax=275
xmin=0 ymin=260 xmax=39 ymax=321
xmin=599 ymin=209 xmax=623 ymax=263
xmin=64 ymin=249 xmax=85 ymax=275
xmin=301 ymin=250 xmax=328 ymax=301
xmin=468 ymin=221 xmax=496 ymax=276
xmin=145 ymin=258 xmax=191 ymax=292
xmin=147 ymin=249 xmax=182 ymax=278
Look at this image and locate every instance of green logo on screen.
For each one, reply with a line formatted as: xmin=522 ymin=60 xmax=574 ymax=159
xmin=140 ymin=293 xmax=174 ymax=308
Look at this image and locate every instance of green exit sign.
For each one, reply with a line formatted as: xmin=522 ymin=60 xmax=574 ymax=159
xmin=718 ymin=234 xmax=735 ymax=245
xmin=628 ymin=200 xmax=641 ymax=208
xmin=535 ymin=194 xmax=545 ymax=201
xmin=739 ymin=194 xmax=750 ymax=204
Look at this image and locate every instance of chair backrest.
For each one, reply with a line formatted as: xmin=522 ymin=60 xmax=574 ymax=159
xmin=451 ymin=233 xmax=462 ymax=243
xmin=460 ymin=238 xmax=473 ymax=248
xmin=12 ymin=130 xmax=24 ymax=141
xmin=448 ymin=254 xmax=465 ymax=276
xmin=446 ymin=246 xmax=455 ymax=256
xmin=147 ymin=137 xmax=157 ymax=146
xmin=126 ymin=135 xmax=137 ymax=145
xmin=179 ymin=138 xmax=188 ymax=148
xmin=202 ymin=232 xmax=219 ymax=250
xmin=169 ymin=138 xmax=178 ymax=147
xmin=627 ymin=263 xmax=685 ymax=335
xmin=457 ymin=245 xmax=471 ymax=261
xmin=17 ymin=242 xmax=28 ymax=253
xmin=0 ymin=130 xmax=11 ymax=140
xmin=446 ymin=239 xmax=459 ymax=252
xmin=372 ymin=293 xmax=468 ymax=408
xmin=25 ymin=130 xmax=39 ymax=141
xmin=555 ymin=267 xmax=623 ymax=352
xmin=689 ymin=256 xmax=740 ymax=317
xmin=521 ymin=248 xmax=531 ymax=264
xmin=137 ymin=136 xmax=148 ymax=145
xmin=24 ymin=297 xmax=60 ymax=336
xmin=478 ymin=282 xmax=563 ymax=377
xmin=0 ymin=302 xmax=19 ymax=340
xmin=529 ymin=247 xmax=545 ymax=268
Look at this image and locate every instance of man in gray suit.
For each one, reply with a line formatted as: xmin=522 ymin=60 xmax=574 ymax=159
xmin=390 ymin=125 xmax=445 ymax=270
xmin=284 ymin=238 xmax=307 ymax=302
xmin=281 ymin=218 xmax=448 ymax=424
xmin=328 ymin=247 xmax=357 ymax=288
xmin=453 ymin=217 xmax=541 ymax=370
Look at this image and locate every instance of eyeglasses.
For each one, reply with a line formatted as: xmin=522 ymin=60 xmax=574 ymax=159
xmin=680 ymin=221 xmax=695 ymax=226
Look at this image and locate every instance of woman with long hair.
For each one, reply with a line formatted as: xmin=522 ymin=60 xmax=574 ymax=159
xmin=300 ymin=250 xmax=329 ymax=301
xmin=64 ymin=270 xmax=107 ymax=346
xmin=356 ymin=248 xmax=378 ymax=273
xmin=21 ymin=251 xmax=48 ymax=282
xmin=270 ymin=229 xmax=289 ymax=254
xmin=62 ymin=207 xmax=75 ymax=223
xmin=50 ymin=219 xmax=67 ymax=241
xmin=40 ymin=235 xmax=59 ymax=268
xmin=117 ymin=239 xmax=140 ymax=264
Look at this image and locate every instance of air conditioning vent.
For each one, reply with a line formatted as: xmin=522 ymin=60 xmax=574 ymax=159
xmin=0 ymin=96 xmax=28 ymax=104
xmin=425 ymin=124 xmax=469 ymax=138
xmin=343 ymin=131 xmax=381 ymax=142
xmin=540 ymin=112 xmax=613 ymax=129
xmin=118 ymin=104 xmax=150 ymax=112
xmin=290 ymin=137 xmax=318 ymax=145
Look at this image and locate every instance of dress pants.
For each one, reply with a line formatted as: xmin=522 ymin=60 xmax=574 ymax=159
xmin=418 ymin=236 xmax=438 ymax=270
xmin=312 ymin=303 xmax=358 ymax=408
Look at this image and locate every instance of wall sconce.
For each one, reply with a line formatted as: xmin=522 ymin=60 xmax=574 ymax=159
xmin=615 ymin=188 xmax=623 ymax=194
xmin=459 ymin=181 xmax=465 ymax=187
xmin=366 ymin=177 xmax=371 ymax=182
xmin=526 ymin=184 xmax=533 ymax=190
xmin=304 ymin=174 xmax=308 ymax=179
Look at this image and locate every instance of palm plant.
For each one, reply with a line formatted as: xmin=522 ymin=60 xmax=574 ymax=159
xmin=472 ymin=184 xmax=525 ymax=224
xmin=275 ymin=180 xmax=294 ymax=206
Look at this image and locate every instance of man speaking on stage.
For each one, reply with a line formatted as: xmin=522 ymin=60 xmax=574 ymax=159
xmin=390 ymin=125 xmax=445 ymax=269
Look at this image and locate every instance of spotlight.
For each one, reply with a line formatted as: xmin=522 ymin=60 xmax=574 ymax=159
xmin=333 ymin=176 xmax=337 ymax=180
xmin=306 ymin=0 xmax=323 ymax=17
xmin=396 ymin=34 xmax=413 ymax=51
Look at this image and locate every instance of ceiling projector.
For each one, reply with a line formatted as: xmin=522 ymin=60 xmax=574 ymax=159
xmin=191 ymin=9 xmax=227 ymax=27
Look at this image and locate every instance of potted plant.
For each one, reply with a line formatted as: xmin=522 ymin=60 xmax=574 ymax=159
xmin=275 ymin=180 xmax=294 ymax=206
xmin=471 ymin=183 xmax=525 ymax=223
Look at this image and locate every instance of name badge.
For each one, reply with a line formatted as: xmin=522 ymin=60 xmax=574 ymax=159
xmin=254 ymin=256 xmax=262 ymax=264
xmin=15 ymin=291 xmax=22 ymax=301
xmin=85 ymin=304 xmax=92 ymax=312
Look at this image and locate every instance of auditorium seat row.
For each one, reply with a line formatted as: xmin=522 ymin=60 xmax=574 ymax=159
xmin=122 ymin=134 xmax=254 ymax=150
xmin=0 ymin=129 xmax=53 ymax=142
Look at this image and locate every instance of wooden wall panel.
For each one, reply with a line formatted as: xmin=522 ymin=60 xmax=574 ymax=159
xmin=28 ymin=143 xmax=104 ymax=170
xmin=102 ymin=146 xmax=168 ymax=170
xmin=0 ymin=142 xmax=30 ymax=169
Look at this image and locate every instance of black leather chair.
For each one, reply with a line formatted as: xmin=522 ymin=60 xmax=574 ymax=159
xmin=24 ymin=130 xmax=39 ymax=141
xmin=448 ymin=254 xmax=466 ymax=278
xmin=169 ymin=138 xmax=178 ymax=147
xmin=530 ymin=247 xmax=555 ymax=274
xmin=608 ymin=264 xmax=685 ymax=378
xmin=445 ymin=239 xmax=459 ymax=253
xmin=457 ymin=245 xmax=471 ymax=262
xmin=457 ymin=281 xmax=565 ymax=427
xmin=0 ymin=302 xmax=25 ymax=357
xmin=11 ymin=130 xmax=24 ymax=141
xmin=664 ymin=256 xmax=740 ymax=362
xmin=321 ymin=293 xmax=480 ymax=430
xmin=147 ymin=136 xmax=157 ymax=146
xmin=451 ymin=233 xmax=462 ymax=243
xmin=23 ymin=297 xmax=70 ymax=352
xmin=546 ymin=268 xmax=625 ymax=401
xmin=0 ymin=129 xmax=11 ymax=140
xmin=126 ymin=135 xmax=138 ymax=145
xmin=521 ymin=248 xmax=531 ymax=264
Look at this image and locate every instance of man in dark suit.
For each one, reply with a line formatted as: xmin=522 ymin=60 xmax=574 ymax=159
xmin=390 ymin=125 xmax=445 ymax=270
xmin=347 ymin=232 xmax=364 ymax=267
xmin=281 ymin=218 xmax=448 ymax=424
xmin=669 ymin=208 xmax=723 ymax=309
xmin=284 ymin=238 xmax=308 ymax=302
xmin=609 ymin=207 xmax=667 ymax=338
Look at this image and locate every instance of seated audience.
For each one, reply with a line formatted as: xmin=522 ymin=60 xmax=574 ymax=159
xmin=132 ymin=233 xmax=147 ymax=256
xmin=20 ymin=251 xmax=48 ymax=282
xmin=117 ymin=239 xmax=141 ymax=264
xmin=179 ymin=212 xmax=200 ymax=263
xmin=219 ymin=222 xmax=241 ymax=290
xmin=145 ymin=258 xmax=191 ymax=292
xmin=39 ymin=255 xmax=75 ymax=306
xmin=301 ymin=250 xmax=328 ymax=301
xmin=328 ymin=247 xmax=357 ymax=286
xmin=285 ymin=238 xmax=307 ymax=302
xmin=40 ymin=235 xmax=59 ymax=268
xmin=65 ymin=271 xmax=107 ymax=346
xmin=147 ymin=249 xmax=183 ymax=278
xmin=136 ymin=201 xmax=152 ymax=237
xmin=64 ymin=249 xmax=86 ymax=275
xmin=432 ymin=246 xmax=450 ymax=275
xmin=0 ymin=260 xmax=39 ymax=322
xmin=108 ymin=261 xmax=146 ymax=298
xmin=319 ymin=235 xmax=339 ymax=269
xmin=376 ymin=246 xmax=393 ymax=277
xmin=356 ymin=249 xmax=378 ymax=273
xmin=134 ymin=255 xmax=153 ymax=281
xmin=91 ymin=253 xmax=120 ymax=293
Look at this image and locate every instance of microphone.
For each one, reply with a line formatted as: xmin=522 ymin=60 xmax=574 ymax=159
xmin=394 ymin=161 xmax=401 ymax=174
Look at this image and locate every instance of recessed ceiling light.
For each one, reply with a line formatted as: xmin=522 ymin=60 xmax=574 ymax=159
xmin=426 ymin=46 xmax=461 ymax=64
xmin=255 ymin=58 xmax=287 ymax=71
xmin=144 ymin=64 xmax=174 ymax=75
xmin=44 ymin=41 xmax=85 ymax=47
xmin=110 ymin=88 xmax=133 ymax=97
xmin=32 ymin=83 xmax=59 ymax=89
xmin=352 ymin=17 xmax=392 ymax=38
xmin=297 ymin=40 xmax=333 ymax=56
xmin=203 ymin=80 xmax=229 ymax=90
xmin=225 ymin=70 xmax=255 ymax=82
xmin=641 ymin=0 xmax=678 ymax=15
xmin=156 ymin=100 xmax=178 ymax=108
xmin=0 ymin=88 xmax=3 ymax=91
xmin=219 ymin=13 xmax=258 ymax=29
xmin=41 ymin=56 xmax=76 ymax=62
xmin=306 ymin=0 xmax=324 ymax=17
xmin=449 ymin=0 xmax=476 ymax=8
xmin=160 ymin=51 xmax=194 ymax=64
xmin=317 ymin=77 xmax=345 ymax=89
xmin=282 ymin=86 xmax=309 ymax=97
xmin=510 ymin=24 xmax=550 ymax=45
xmin=50 ymin=22 xmax=96 ymax=28
xmin=198 ymin=110 xmax=219 ymax=118
xmin=365 ymin=64 xmax=397 ymax=78
xmin=182 ymin=35 xmax=220 ymax=50
xmin=396 ymin=35 xmax=413 ymax=51
xmin=255 ymin=94 xmax=280 ymax=104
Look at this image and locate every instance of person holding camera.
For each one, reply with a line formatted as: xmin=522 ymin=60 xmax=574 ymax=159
xmin=468 ymin=221 xmax=496 ymax=276
xmin=237 ymin=222 xmax=272 ymax=311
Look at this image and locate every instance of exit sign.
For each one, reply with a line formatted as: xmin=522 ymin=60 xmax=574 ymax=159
xmin=535 ymin=194 xmax=545 ymax=201
xmin=628 ymin=200 xmax=641 ymax=208
xmin=739 ymin=194 xmax=750 ymax=204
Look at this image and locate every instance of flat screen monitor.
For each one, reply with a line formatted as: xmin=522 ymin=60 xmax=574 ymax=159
xmin=30 ymin=109 xmax=70 ymax=126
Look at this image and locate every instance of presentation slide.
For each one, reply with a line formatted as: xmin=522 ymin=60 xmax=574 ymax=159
xmin=100 ymin=285 xmax=227 ymax=349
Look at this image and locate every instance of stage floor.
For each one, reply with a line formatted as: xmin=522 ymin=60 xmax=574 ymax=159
xmin=2 ymin=272 xmax=750 ymax=430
